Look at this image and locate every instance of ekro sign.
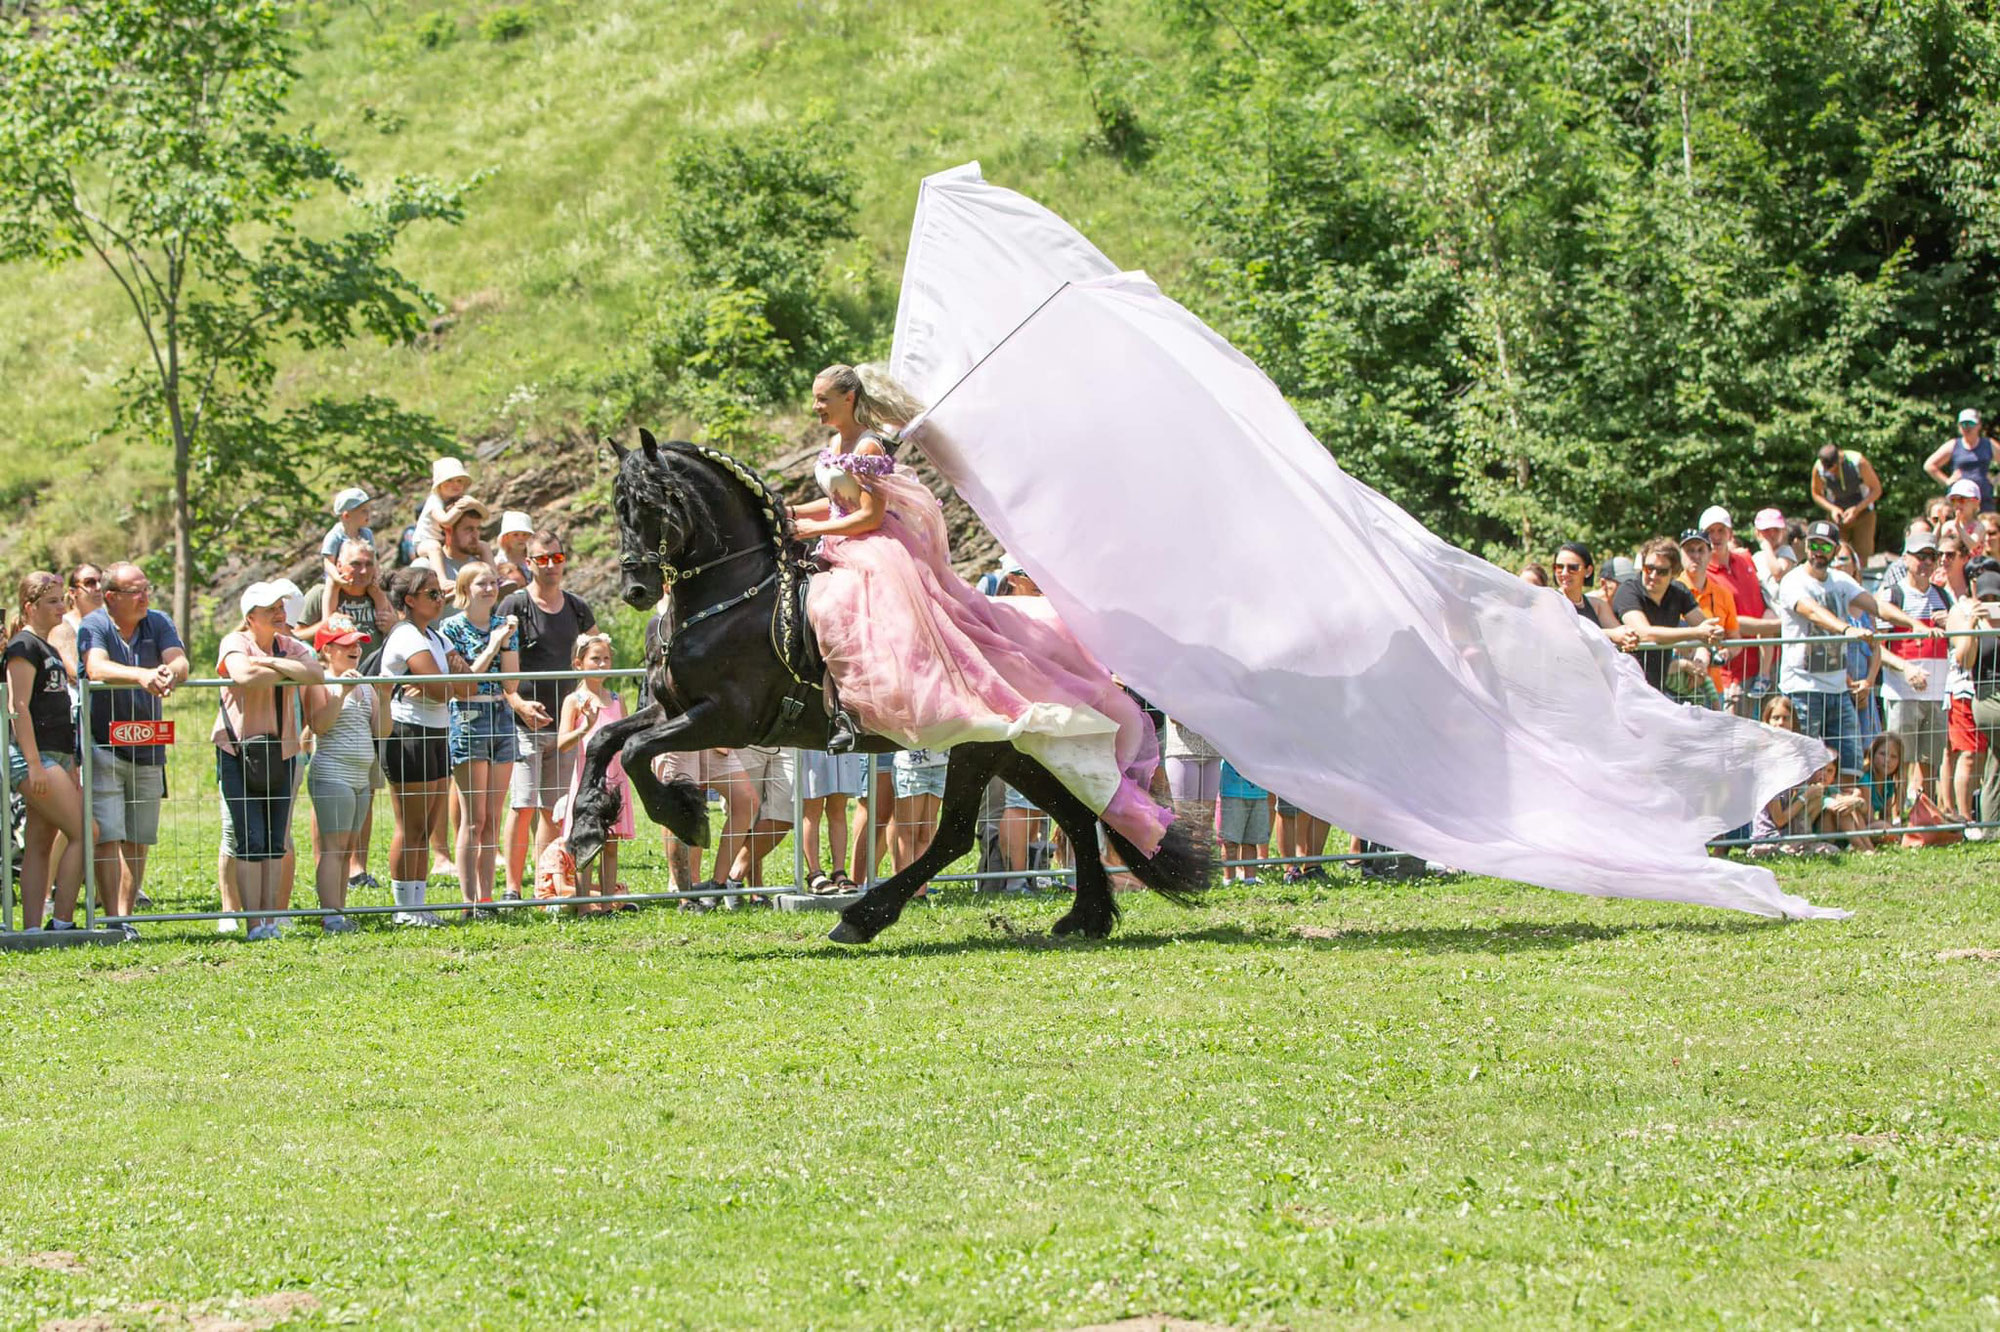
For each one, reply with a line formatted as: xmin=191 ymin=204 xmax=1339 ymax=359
xmin=108 ymin=720 xmax=175 ymax=746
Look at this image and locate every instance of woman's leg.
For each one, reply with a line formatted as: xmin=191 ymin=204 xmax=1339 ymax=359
xmin=453 ymin=760 xmax=485 ymax=902
xmin=316 ymin=828 xmax=353 ymax=914
xmin=20 ymin=809 xmax=56 ymax=930
xmin=824 ymin=795 xmax=850 ymax=879
xmin=999 ymin=805 xmax=1031 ymax=876
xmin=799 ymin=798 xmax=826 ymax=875
xmin=390 ymin=783 xmax=440 ymax=884
xmin=710 ymin=767 xmax=756 ymax=884
xmin=480 ymin=764 xmax=510 ymax=901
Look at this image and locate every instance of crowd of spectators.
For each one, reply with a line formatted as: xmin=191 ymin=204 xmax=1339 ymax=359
xmin=12 ymin=409 xmax=2000 ymax=936
xmin=1524 ymin=407 xmax=2000 ymax=854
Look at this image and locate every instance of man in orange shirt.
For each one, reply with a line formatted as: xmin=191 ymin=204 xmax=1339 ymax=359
xmin=1679 ymin=527 xmax=1741 ymax=704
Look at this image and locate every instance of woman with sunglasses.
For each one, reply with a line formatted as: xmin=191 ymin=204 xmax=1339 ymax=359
xmin=1612 ymin=537 xmax=1725 ymax=693
xmin=380 ymin=566 xmax=475 ymax=926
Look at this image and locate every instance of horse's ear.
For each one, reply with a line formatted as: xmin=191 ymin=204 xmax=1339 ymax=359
xmin=639 ymin=428 xmax=660 ymax=460
xmin=608 ymin=436 xmax=629 ymax=463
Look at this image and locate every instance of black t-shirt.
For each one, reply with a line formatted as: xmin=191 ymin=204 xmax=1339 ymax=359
xmin=300 ymin=582 xmax=382 ymax=642
xmin=4 ymin=629 xmax=76 ymax=756
xmin=1612 ymin=576 xmax=1700 ymax=690
xmin=498 ymin=588 xmax=595 ymax=716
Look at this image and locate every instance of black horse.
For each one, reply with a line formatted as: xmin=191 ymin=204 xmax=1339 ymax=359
xmin=564 ymin=431 xmax=1211 ymax=943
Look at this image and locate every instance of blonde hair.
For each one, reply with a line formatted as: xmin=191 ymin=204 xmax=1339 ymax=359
xmin=8 ymin=571 xmax=60 ymax=640
xmin=451 ymin=561 xmax=495 ymax=609
xmin=815 ymin=363 xmax=926 ymax=435
xmin=571 ymin=631 xmax=613 ymax=668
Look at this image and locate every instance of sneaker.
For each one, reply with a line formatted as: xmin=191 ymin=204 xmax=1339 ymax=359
xmin=347 ymin=871 xmax=382 ymax=893
xmin=216 ymin=917 xmax=242 ymax=934
xmin=320 ymin=914 xmax=356 ymax=934
xmin=390 ymin=911 xmax=425 ymax=928
xmin=42 ymin=918 xmax=78 ymax=932
xmin=416 ymin=910 xmax=445 ymax=928
xmin=1966 ymin=827 xmax=1989 ymax=843
xmin=134 ymin=891 xmax=154 ymax=909
xmin=500 ymin=888 xmax=522 ymax=902
xmin=245 ymin=923 xmax=276 ymax=942
xmin=117 ymin=923 xmax=139 ymax=942
xmin=470 ymin=904 xmax=500 ymax=922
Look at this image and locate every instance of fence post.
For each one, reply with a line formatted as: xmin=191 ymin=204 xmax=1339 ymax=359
xmin=791 ymin=747 xmax=806 ymax=892
xmin=863 ymin=751 xmax=878 ymax=888
xmin=79 ymin=682 xmax=95 ymax=932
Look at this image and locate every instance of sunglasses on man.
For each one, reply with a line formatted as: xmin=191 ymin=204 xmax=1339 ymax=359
xmin=528 ymin=553 xmax=567 ymax=567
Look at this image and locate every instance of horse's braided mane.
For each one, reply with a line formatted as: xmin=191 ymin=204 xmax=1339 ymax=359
xmin=660 ymin=438 xmax=800 ymax=550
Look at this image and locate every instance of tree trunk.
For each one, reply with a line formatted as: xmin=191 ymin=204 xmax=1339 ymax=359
xmin=173 ymin=442 xmax=192 ymax=636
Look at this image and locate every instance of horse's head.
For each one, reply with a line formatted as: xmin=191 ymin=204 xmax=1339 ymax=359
xmin=609 ymin=429 xmax=690 ymax=610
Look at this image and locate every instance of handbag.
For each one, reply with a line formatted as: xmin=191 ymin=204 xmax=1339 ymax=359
xmin=223 ymin=684 xmax=289 ymax=798
xmin=1902 ymin=791 xmax=1961 ymax=848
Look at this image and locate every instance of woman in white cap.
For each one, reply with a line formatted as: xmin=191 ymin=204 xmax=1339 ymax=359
xmin=214 ymin=580 xmax=325 ymax=941
xmin=1926 ymin=409 xmax=1996 ymax=513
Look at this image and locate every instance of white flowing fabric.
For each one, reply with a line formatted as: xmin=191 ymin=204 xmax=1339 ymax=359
xmin=890 ymin=163 xmax=1847 ymax=920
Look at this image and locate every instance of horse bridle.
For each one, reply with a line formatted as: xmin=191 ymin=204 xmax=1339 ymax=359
xmin=631 ymin=444 xmax=818 ymax=687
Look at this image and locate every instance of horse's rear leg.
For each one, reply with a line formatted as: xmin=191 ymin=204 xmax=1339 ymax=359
xmin=829 ymin=743 xmax=1005 ymax=945
xmin=996 ymin=753 xmax=1119 ymax=939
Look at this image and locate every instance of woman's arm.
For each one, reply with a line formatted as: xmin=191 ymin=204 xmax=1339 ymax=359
xmin=797 ymin=486 xmax=885 ymax=539
xmin=5 ymin=657 xmax=41 ymax=770
xmin=305 ymin=681 xmax=345 ymax=736
xmin=399 ymin=643 xmax=458 ymax=702
xmin=1924 ymin=441 xmax=1957 ymax=486
xmin=788 ymin=497 xmax=833 ymax=522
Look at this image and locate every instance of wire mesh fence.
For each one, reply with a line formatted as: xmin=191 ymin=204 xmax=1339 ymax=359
xmin=6 ymin=622 xmax=2000 ymax=936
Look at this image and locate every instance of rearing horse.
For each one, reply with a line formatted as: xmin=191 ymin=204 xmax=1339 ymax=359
xmin=565 ymin=431 xmax=1211 ymax=943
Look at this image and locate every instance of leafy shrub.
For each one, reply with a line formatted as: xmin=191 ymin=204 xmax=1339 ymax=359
xmin=413 ymin=11 xmax=456 ymax=48
xmin=479 ymin=6 xmax=534 ymax=43
xmin=576 ymin=119 xmax=862 ymax=445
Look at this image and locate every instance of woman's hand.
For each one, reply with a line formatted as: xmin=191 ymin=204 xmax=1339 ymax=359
xmin=793 ymin=519 xmax=820 ymax=540
xmin=488 ymin=615 xmax=517 ymax=648
xmin=447 ymin=650 xmax=472 ymax=674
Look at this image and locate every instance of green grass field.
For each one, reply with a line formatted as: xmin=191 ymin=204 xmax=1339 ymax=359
xmin=3 ymin=838 xmax=1998 ymax=1328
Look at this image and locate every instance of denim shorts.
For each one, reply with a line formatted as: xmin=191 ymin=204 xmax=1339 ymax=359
xmin=892 ymin=749 xmax=948 ymax=800
xmin=7 ymin=745 xmax=74 ymax=785
xmin=449 ymin=699 xmax=518 ymax=766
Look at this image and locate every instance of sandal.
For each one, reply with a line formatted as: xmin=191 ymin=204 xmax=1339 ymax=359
xmin=832 ymin=871 xmax=857 ymax=891
xmin=806 ymin=871 xmax=838 ymax=895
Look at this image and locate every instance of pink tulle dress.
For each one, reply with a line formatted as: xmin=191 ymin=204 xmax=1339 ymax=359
xmin=564 ymin=690 xmax=636 ymax=841
xmin=805 ymin=439 xmax=1172 ymax=855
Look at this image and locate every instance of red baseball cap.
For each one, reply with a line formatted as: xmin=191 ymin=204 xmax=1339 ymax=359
xmin=313 ymin=613 xmax=371 ymax=650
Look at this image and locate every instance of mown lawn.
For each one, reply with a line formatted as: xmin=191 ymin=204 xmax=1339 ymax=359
xmin=3 ymin=846 xmax=1998 ymax=1329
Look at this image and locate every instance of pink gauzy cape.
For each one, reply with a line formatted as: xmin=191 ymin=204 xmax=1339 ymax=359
xmin=808 ymin=458 xmax=1172 ymax=854
xmin=888 ymin=163 xmax=1845 ymax=920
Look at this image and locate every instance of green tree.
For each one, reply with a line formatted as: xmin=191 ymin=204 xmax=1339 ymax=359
xmin=1159 ymin=0 xmax=2000 ymax=562
xmin=0 ymin=0 xmax=470 ymax=628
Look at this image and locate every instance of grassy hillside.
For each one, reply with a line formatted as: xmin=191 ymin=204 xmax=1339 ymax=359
xmin=0 ymin=0 xmax=1200 ymax=584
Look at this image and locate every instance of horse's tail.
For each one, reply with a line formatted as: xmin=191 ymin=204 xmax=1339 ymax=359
xmin=1103 ymin=813 xmax=1214 ymax=906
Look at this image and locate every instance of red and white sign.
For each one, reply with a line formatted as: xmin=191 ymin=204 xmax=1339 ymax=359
xmin=109 ymin=720 xmax=175 ymax=747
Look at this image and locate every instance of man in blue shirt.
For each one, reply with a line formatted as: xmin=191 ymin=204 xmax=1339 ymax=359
xmin=77 ymin=562 xmax=188 ymax=929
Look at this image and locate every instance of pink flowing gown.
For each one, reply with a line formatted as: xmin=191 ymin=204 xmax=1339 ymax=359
xmin=805 ymin=442 xmax=1172 ymax=854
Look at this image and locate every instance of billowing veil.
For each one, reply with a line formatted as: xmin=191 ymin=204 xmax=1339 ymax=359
xmin=890 ymin=163 xmax=1846 ymax=920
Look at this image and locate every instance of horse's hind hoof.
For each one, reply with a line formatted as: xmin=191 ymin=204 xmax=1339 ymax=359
xmin=828 ymin=919 xmax=870 ymax=945
xmin=1051 ymin=910 xmax=1112 ymax=939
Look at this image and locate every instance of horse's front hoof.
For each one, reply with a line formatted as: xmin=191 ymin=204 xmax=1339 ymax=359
xmin=828 ymin=919 xmax=871 ymax=945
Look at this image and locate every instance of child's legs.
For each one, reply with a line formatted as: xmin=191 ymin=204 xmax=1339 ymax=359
xmin=800 ymin=798 xmax=826 ymax=874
